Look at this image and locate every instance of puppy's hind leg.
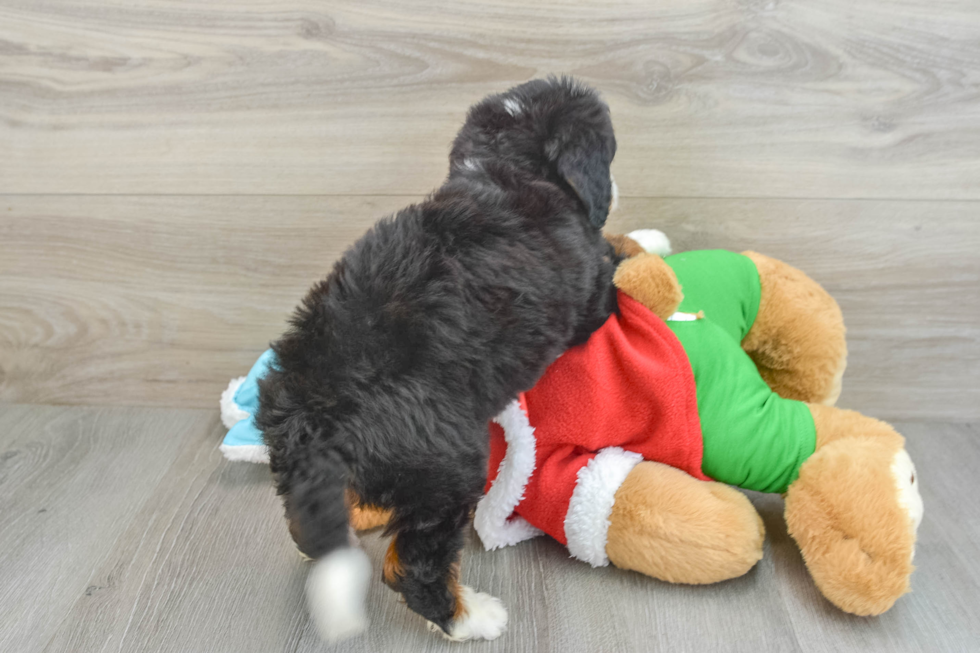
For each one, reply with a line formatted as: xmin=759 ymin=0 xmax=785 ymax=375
xmin=384 ymin=504 xmax=507 ymax=641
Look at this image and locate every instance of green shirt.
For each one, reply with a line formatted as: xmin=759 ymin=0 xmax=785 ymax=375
xmin=663 ymin=250 xmax=816 ymax=494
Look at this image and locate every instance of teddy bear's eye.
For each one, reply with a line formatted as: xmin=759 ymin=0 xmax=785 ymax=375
xmin=910 ymin=472 xmax=915 ymax=484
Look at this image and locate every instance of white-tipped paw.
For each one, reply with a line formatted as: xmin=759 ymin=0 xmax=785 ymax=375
xmin=431 ymin=586 xmax=508 ymax=642
xmin=626 ymin=229 xmax=672 ymax=257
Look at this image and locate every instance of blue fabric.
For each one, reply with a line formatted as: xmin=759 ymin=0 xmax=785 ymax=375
xmin=222 ymin=349 xmax=277 ymax=449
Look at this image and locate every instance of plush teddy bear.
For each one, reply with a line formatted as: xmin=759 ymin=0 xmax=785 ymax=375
xmin=474 ymin=230 xmax=923 ymax=617
xmin=219 ymin=230 xmax=923 ymax=617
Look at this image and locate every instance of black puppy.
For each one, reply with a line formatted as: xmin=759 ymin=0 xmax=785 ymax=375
xmin=256 ymin=77 xmax=622 ymax=642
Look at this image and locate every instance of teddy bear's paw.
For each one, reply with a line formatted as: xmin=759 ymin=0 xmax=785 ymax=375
xmin=892 ymin=449 xmax=924 ymax=560
xmin=439 ymin=586 xmax=508 ymax=642
xmin=626 ymin=229 xmax=672 ymax=257
xmin=786 ymin=432 xmax=919 ymax=616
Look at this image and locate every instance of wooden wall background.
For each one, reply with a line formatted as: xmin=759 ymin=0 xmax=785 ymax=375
xmin=2 ymin=0 xmax=978 ymax=420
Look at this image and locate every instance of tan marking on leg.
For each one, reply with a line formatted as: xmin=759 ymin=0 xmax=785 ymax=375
xmin=385 ymin=540 xmax=467 ymax=626
xmin=350 ymin=504 xmax=392 ymax=531
xmin=382 ymin=537 xmax=404 ymax=587
xmin=346 ymin=489 xmax=392 ymax=531
xmin=449 ymin=561 xmax=467 ymax=620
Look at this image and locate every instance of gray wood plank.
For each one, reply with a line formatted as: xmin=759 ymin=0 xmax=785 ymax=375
xmin=0 ymin=405 xmax=216 ymax=653
xmin=0 ymin=194 xmax=410 ymax=408
xmin=42 ymin=423 xmax=309 ymax=653
xmin=1 ymin=0 xmax=979 ymax=198
xmin=2 ymin=195 xmax=977 ymax=421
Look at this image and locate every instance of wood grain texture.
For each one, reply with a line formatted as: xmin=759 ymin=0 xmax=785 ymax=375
xmin=0 ymin=194 xmax=409 ymax=408
xmin=2 ymin=0 xmax=979 ymax=197
xmin=2 ymin=405 xmax=977 ymax=652
xmin=40 ymin=414 xmax=308 ymax=653
xmin=2 ymin=195 xmax=977 ymax=420
xmin=0 ymin=404 xmax=217 ymax=653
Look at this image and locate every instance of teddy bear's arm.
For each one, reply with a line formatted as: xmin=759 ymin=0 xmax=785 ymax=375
xmin=605 ymin=461 xmax=764 ymax=584
xmin=613 ymin=254 xmax=684 ymax=320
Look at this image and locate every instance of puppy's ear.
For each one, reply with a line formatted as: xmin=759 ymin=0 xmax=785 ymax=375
xmin=555 ymin=136 xmax=614 ymax=229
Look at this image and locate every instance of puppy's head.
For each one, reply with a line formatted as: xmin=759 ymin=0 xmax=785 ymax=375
xmin=450 ymin=76 xmax=617 ymax=229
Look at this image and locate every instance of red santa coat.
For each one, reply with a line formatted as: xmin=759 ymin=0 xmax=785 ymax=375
xmin=474 ymin=291 xmax=707 ymax=567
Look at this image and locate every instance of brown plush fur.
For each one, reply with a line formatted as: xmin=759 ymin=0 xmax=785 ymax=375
xmin=808 ymin=403 xmax=904 ymax=451
xmin=606 ymin=461 xmax=765 ymax=584
xmin=741 ymin=252 xmax=847 ymax=406
xmin=785 ymin=404 xmax=914 ymax=615
xmin=612 ymin=253 xmax=684 ymax=320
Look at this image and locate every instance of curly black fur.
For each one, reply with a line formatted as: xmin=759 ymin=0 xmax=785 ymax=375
xmin=256 ymin=77 xmax=621 ymax=635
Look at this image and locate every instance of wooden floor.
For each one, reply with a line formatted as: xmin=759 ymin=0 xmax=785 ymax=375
xmin=2 ymin=0 xmax=979 ymax=651
xmin=1 ymin=405 xmax=978 ymax=653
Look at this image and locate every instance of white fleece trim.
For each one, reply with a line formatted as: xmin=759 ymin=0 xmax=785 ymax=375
xmin=564 ymin=447 xmax=643 ymax=567
xmin=474 ymin=400 xmax=544 ymax=550
xmin=219 ymin=443 xmax=270 ymax=464
xmin=220 ymin=376 xmax=250 ymax=429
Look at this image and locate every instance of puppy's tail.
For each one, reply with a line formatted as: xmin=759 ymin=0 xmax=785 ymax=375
xmin=289 ymin=451 xmax=372 ymax=642
xmin=307 ymin=546 xmax=372 ymax=642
